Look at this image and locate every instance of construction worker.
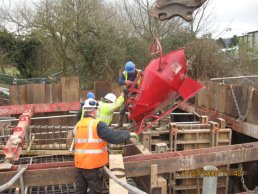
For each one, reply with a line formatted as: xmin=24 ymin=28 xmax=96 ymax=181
xmin=96 ymin=93 xmax=124 ymax=125
xmin=86 ymin=92 xmax=95 ymax=99
xmin=117 ymin=61 xmax=142 ymax=128
xmin=76 ymin=92 xmax=95 ymax=121
xmin=73 ymin=98 xmax=137 ymax=194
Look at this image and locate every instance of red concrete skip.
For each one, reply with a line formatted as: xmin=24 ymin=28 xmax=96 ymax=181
xmin=128 ymin=48 xmax=188 ymax=123
xmin=127 ymin=38 xmax=204 ymax=133
xmin=0 ymin=101 xmax=80 ymax=116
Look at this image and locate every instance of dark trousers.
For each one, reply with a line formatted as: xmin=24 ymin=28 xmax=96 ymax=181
xmin=75 ymin=167 xmax=103 ymax=194
xmin=118 ymin=102 xmax=127 ymax=127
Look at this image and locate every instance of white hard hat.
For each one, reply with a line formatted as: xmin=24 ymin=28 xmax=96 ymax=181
xmin=83 ymin=98 xmax=99 ymax=110
xmin=104 ymin=93 xmax=116 ymax=103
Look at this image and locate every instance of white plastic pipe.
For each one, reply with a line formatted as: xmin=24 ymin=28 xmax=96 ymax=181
xmin=103 ymin=166 xmax=147 ymax=194
xmin=202 ymin=166 xmax=218 ymax=194
xmin=0 ymin=165 xmax=28 ymax=192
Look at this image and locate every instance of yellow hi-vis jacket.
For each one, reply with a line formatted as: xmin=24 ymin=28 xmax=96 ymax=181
xmin=74 ymin=117 xmax=108 ymax=169
xmin=96 ymin=95 xmax=124 ymax=125
xmin=123 ymin=69 xmax=142 ymax=86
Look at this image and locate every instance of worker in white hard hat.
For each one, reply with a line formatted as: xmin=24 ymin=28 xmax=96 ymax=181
xmin=73 ymin=98 xmax=138 ymax=194
xmin=76 ymin=92 xmax=96 ymax=121
xmin=96 ymin=93 xmax=124 ymax=126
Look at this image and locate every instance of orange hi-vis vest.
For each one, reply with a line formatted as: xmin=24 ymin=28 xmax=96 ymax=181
xmin=74 ymin=117 xmax=108 ymax=169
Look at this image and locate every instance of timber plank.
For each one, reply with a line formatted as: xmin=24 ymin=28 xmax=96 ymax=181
xmin=0 ymin=167 xmax=75 ymax=188
xmin=109 ymin=154 xmax=128 ymax=194
xmin=124 ymin=143 xmax=258 ymax=177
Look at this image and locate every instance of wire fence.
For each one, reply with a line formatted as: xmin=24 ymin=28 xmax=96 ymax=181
xmin=210 ymin=75 xmax=258 ymax=89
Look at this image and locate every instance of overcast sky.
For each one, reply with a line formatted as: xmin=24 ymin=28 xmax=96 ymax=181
xmin=1 ymin=0 xmax=258 ymax=39
xmin=209 ymin=0 xmax=258 ymax=38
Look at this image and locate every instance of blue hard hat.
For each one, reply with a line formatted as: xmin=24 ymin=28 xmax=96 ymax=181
xmin=125 ymin=61 xmax=135 ymax=73
xmin=87 ymin=92 xmax=95 ymax=99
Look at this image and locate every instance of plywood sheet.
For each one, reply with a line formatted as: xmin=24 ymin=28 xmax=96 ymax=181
xmin=52 ymin=83 xmax=62 ymax=103
xmin=94 ymin=81 xmax=111 ymax=100
xmin=9 ymin=85 xmax=27 ymax=105
xmin=247 ymin=89 xmax=258 ymax=125
xmin=26 ymin=84 xmax=46 ymax=104
xmin=61 ymin=77 xmax=79 ymax=102
xmin=196 ymin=81 xmax=209 ymax=108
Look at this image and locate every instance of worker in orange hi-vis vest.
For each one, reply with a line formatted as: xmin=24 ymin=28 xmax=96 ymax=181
xmin=73 ymin=98 xmax=138 ymax=194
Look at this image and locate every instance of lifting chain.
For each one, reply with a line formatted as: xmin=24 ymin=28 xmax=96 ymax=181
xmin=239 ymin=163 xmax=250 ymax=192
xmin=230 ymin=85 xmax=244 ymax=121
xmin=230 ymin=85 xmax=254 ymax=122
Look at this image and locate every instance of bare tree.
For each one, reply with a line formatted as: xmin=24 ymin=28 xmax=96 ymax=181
xmin=121 ymin=0 xmax=184 ymax=43
xmin=190 ymin=0 xmax=216 ymax=37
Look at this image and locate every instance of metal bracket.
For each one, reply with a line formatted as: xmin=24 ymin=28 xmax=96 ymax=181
xmin=149 ymin=0 xmax=207 ymax=21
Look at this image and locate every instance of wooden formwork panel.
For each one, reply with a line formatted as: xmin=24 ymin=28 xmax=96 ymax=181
xmin=8 ymin=78 xmax=79 ymax=126
xmin=61 ymin=77 xmax=80 ymax=102
xmin=147 ymin=121 xmax=231 ymax=194
xmin=9 ymin=85 xmax=27 ymax=105
xmin=173 ymin=126 xmax=231 ymax=194
xmin=196 ymin=81 xmax=209 ymax=108
xmin=208 ymin=82 xmax=218 ymax=111
xmin=197 ymin=82 xmax=232 ymax=113
xmin=230 ymin=84 xmax=250 ymax=118
xmin=9 ymin=77 xmax=78 ymax=105
xmin=27 ymin=84 xmax=46 ymax=104
xmin=247 ymin=89 xmax=258 ymax=125
xmin=216 ymin=84 xmax=233 ymax=114
xmin=196 ymin=82 xmax=219 ymax=111
xmin=177 ymin=130 xmax=210 ymax=150
xmin=45 ymin=83 xmax=62 ymax=103
xmin=111 ymin=82 xmax=123 ymax=98
xmin=52 ymin=83 xmax=62 ymax=102
xmin=196 ymin=82 xmax=258 ymax=126
xmin=94 ymin=81 xmax=111 ymax=100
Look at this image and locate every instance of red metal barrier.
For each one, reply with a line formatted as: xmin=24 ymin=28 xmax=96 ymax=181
xmin=2 ymin=109 xmax=33 ymax=166
xmin=0 ymin=102 xmax=80 ymax=116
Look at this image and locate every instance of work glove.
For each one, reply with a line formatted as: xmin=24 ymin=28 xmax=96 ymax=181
xmin=130 ymin=132 xmax=138 ymax=141
xmin=125 ymin=80 xmax=133 ymax=86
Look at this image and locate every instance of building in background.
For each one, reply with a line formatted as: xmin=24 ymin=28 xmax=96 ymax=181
xmin=239 ymin=30 xmax=258 ymax=59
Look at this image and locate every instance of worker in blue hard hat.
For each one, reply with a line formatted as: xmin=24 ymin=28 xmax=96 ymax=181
xmin=117 ymin=61 xmax=143 ymax=129
xmin=118 ymin=61 xmax=142 ymax=87
xmin=86 ymin=92 xmax=95 ymax=99
xmin=76 ymin=91 xmax=96 ymax=121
